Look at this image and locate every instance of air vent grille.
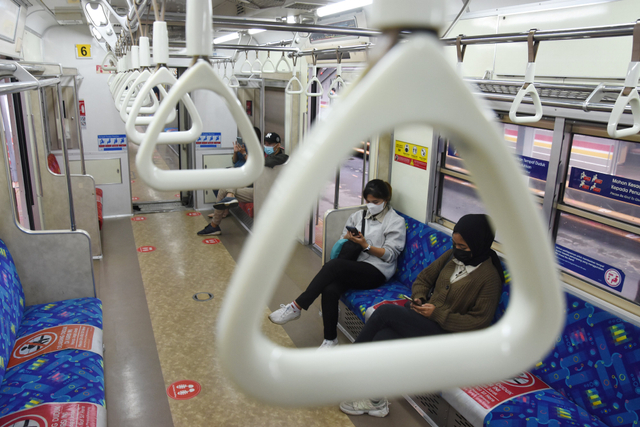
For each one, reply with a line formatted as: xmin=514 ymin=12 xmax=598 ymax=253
xmin=236 ymin=4 xmax=245 ymax=15
xmin=286 ymin=2 xmax=322 ymax=10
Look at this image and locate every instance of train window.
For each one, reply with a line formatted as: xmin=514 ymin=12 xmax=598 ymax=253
xmin=562 ymin=134 xmax=640 ymax=226
xmin=439 ymin=175 xmax=486 ymax=224
xmin=445 ymin=124 xmax=553 ymax=197
xmin=555 ymin=212 xmax=640 ymax=303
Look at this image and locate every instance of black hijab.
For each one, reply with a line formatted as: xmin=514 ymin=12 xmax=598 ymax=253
xmin=453 ymin=214 xmax=505 ymax=283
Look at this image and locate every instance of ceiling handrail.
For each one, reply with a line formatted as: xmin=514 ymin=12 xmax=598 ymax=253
xmin=509 ymin=29 xmax=543 ymax=124
xmin=215 ymin=0 xmax=564 ymax=407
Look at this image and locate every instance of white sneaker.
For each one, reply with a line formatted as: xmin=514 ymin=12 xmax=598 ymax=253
xmin=317 ymin=338 xmax=338 ymax=350
xmin=269 ymin=303 xmax=301 ymax=325
xmin=340 ymin=398 xmax=389 ymax=417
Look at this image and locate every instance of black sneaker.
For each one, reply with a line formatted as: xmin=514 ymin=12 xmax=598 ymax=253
xmin=213 ymin=197 xmax=239 ymax=210
xmin=197 ymin=224 xmax=221 ymax=236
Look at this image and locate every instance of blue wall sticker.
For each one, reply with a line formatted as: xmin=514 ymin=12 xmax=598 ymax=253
xmin=568 ymin=167 xmax=640 ymax=207
xmin=97 ymin=134 xmax=127 ymax=151
xmin=517 ymin=155 xmax=549 ymax=181
xmin=196 ymin=132 xmax=222 ymax=148
xmin=555 ymin=245 xmax=625 ymax=292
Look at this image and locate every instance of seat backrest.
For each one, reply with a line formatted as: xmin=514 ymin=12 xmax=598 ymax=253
xmin=322 ymin=205 xmax=366 ymax=264
xmin=393 ymin=212 xmax=453 ymax=288
xmin=0 ymin=239 xmax=25 ymax=383
xmin=254 ymin=160 xmax=288 ymax=217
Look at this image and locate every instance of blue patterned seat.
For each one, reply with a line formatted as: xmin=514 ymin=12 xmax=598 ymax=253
xmin=341 ymin=212 xmax=453 ymax=323
xmin=446 ymin=289 xmax=640 ymax=426
xmin=0 ymin=239 xmax=105 ymax=424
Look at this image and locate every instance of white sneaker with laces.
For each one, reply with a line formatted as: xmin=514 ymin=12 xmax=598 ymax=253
xmin=317 ymin=338 xmax=338 ymax=350
xmin=269 ymin=303 xmax=301 ymax=325
xmin=340 ymin=398 xmax=389 ymax=417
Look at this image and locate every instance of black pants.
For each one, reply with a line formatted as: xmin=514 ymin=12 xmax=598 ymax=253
xmin=296 ymin=259 xmax=386 ymax=340
xmin=355 ymin=303 xmax=447 ymax=343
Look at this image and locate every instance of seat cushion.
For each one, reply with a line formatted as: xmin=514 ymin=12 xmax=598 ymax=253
xmin=18 ymin=298 xmax=102 ymax=338
xmin=0 ymin=350 xmax=105 ymax=417
xmin=342 ymin=280 xmax=411 ymax=323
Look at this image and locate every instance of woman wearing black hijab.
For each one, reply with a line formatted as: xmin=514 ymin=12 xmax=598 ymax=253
xmin=340 ymin=214 xmax=504 ymax=418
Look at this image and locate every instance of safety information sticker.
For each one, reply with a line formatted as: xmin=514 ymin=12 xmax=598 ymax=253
xmin=0 ymin=402 xmax=106 ymax=427
xmin=517 ymin=155 xmax=549 ymax=181
xmin=568 ymin=167 xmax=640 ymax=207
xmin=394 ymin=140 xmax=428 ymax=170
xmin=196 ymin=132 xmax=222 ymax=148
xmin=556 ymin=245 xmax=625 ymax=292
xmin=9 ymin=325 xmax=103 ymax=368
xmin=462 ymin=372 xmax=550 ymax=410
xmin=98 ymin=134 xmax=127 ymax=151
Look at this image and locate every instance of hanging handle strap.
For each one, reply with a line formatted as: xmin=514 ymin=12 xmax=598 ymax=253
xmin=262 ymin=51 xmax=276 ymax=73
xmin=285 ymin=55 xmax=303 ymax=95
xmin=509 ymin=29 xmax=543 ymax=124
xmin=251 ymin=51 xmax=263 ymax=74
xmin=306 ymin=52 xmax=324 ymax=97
xmin=241 ymin=51 xmax=252 ymax=73
xmin=276 ymin=51 xmax=292 ymax=73
xmin=608 ymin=20 xmax=640 ymax=138
xmin=455 ymin=35 xmax=466 ymax=76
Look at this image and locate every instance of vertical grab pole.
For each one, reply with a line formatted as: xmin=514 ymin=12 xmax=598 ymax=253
xmin=56 ymin=82 xmax=76 ymax=231
xmin=72 ymin=76 xmax=86 ymax=175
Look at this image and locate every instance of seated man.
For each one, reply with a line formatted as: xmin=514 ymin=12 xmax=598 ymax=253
xmin=197 ymin=132 xmax=288 ymax=236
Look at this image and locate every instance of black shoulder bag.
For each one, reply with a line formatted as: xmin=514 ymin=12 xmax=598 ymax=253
xmin=337 ymin=211 xmax=366 ymax=261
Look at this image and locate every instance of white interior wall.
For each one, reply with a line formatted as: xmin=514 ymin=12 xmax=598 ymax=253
xmin=390 ymin=125 xmax=434 ymax=223
xmin=0 ymin=6 xmax=27 ymax=59
xmin=22 ymin=29 xmax=43 ymax=62
xmin=41 ymin=25 xmax=131 ymax=218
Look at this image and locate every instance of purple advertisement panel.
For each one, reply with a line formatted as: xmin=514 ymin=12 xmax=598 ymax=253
xmin=556 ymin=245 xmax=625 ymax=292
xmin=568 ymin=167 xmax=640 ymax=207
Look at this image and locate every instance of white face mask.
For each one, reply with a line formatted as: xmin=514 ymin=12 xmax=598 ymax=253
xmin=367 ymin=202 xmax=385 ymax=216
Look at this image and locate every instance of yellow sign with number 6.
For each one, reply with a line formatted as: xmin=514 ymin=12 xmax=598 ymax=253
xmin=76 ymin=44 xmax=91 ymax=59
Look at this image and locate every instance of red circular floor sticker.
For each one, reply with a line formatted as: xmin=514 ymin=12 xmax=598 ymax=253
xmin=131 ymin=180 xmax=135 ymax=183
xmin=131 ymin=216 xmax=146 ymax=222
xmin=175 ymin=194 xmax=180 ymax=198
xmin=167 ymin=380 xmax=201 ymax=400
xmin=202 ymin=238 xmax=220 ymax=245
xmin=132 ymin=197 xmax=139 ymax=201
xmin=186 ymin=212 xmax=201 ymax=217
xmin=137 ymin=246 xmax=156 ymax=253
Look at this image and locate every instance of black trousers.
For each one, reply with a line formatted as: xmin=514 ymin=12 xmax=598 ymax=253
xmin=355 ymin=303 xmax=448 ymax=343
xmin=296 ymin=259 xmax=386 ymax=340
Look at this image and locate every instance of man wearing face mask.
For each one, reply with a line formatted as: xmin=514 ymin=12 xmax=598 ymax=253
xmin=197 ymin=132 xmax=288 ymax=236
xmin=268 ymin=180 xmax=406 ymax=349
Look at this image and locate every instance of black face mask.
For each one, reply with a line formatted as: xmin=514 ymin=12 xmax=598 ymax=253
xmin=453 ymin=248 xmax=473 ymax=264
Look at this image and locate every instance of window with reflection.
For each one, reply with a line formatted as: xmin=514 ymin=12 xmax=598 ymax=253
xmin=445 ymin=123 xmax=553 ymax=197
xmin=563 ymin=134 xmax=640 ymax=226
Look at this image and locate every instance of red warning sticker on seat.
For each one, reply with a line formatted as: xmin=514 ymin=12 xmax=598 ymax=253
xmin=167 ymin=380 xmax=201 ymax=400
xmin=9 ymin=325 xmax=102 ymax=368
xmin=461 ymin=372 xmax=550 ymax=410
xmin=0 ymin=402 xmax=106 ymax=427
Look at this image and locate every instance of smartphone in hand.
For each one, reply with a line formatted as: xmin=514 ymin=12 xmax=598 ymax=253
xmin=346 ymin=226 xmax=359 ymax=235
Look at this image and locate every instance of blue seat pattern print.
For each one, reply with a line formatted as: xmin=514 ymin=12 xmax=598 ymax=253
xmin=341 ymin=213 xmax=453 ymax=322
xmin=0 ymin=350 xmax=105 ymax=416
xmin=485 ymin=388 xmax=608 ymax=426
xmin=18 ymin=298 xmax=103 ymax=338
xmin=489 ymin=290 xmax=640 ymax=426
xmin=0 ymin=240 xmax=25 ymax=388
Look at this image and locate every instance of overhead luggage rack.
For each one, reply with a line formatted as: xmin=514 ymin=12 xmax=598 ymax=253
xmin=469 ymin=79 xmax=630 ymax=113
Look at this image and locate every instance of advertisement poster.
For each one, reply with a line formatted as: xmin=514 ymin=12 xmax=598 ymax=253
xmin=394 ymin=140 xmax=428 ymax=171
xmin=97 ymin=134 xmax=127 ymax=152
xmin=568 ymin=167 xmax=640 ymax=208
xmin=556 ymin=245 xmax=625 ymax=292
xmin=195 ymin=132 xmax=222 ymax=148
xmin=9 ymin=325 xmax=102 ymax=368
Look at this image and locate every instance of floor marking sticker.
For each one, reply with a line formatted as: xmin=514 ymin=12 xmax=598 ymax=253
xmin=202 ymin=238 xmax=220 ymax=245
xmin=131 ymin=216 xmax=146 ymax=222
xmin=167 ymin=380 xmax=201 ymax=400
xmin=187 ymin=212 xmax=201 ymax=217
xmin=137 ymin=246 xmax=156 ymax=253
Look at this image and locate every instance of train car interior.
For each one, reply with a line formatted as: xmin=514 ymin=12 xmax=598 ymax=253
xmin=0 ymin=0 xmax=639 ymax=425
